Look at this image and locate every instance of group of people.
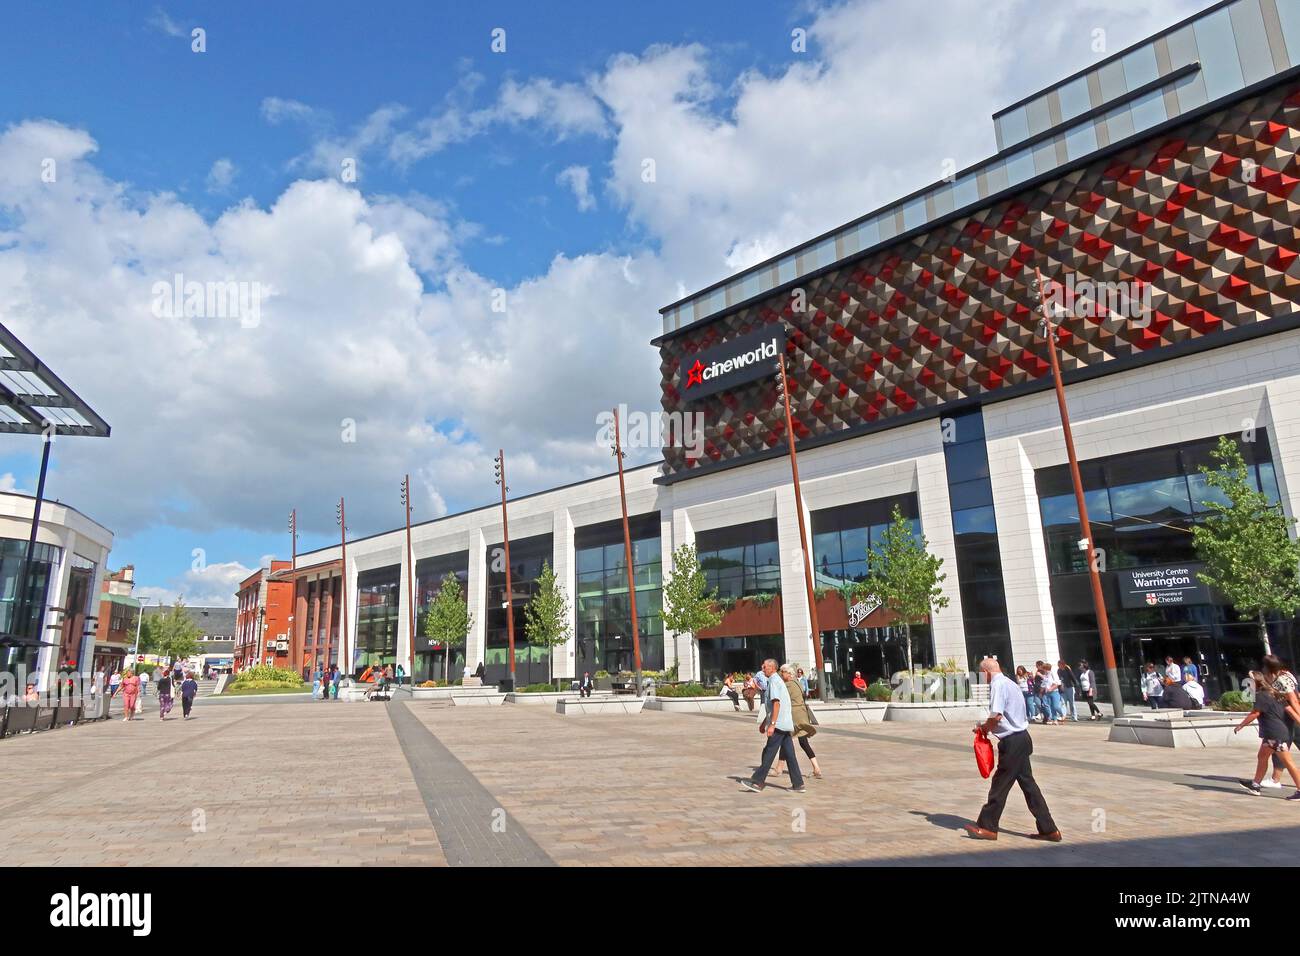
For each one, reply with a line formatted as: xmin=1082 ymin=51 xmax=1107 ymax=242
xmin=1233 ymin=654 xmax=1300 ymax=798
xmin=312 ymin=665 xmax=343 ymax=700
xmin=738 ymin=660 xmax=822 ymax=792
xmin=107 ymin=665 xmax=198 ymax=721
xmin=1140 ymin=655 xmax=1208 ymax=710
xmin=1013 ymin=660 xmax=1102 ymax=723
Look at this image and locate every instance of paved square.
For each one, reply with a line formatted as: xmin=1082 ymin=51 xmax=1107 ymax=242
xmin=2 ymin=697 xmax=1296 ymax=866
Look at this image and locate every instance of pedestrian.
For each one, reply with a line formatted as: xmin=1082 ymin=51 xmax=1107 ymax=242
xmin=797 ymin=667 xmax=809 ymax=696
xmin=121 ymin=668 xmax=140 ymax=722
xmin=741 ymin=673 xmax=759 ymax=712
xmin=1182 ymin=656 xmax=1200 ymax=683
xmin=180 ymin=671 xmax=198 ymax=719
xmin=964 ymin=657 xmax=1061 ymax=842
xmin=156 ymin=669 xmax=174 ymax=720
xmin=1076 ymin=660 xmax=1102 ymax=720
xmin=776 ymin=663 xmax=822 ymax=779
xmin=1164 ymin=656 xmax=1181 ymax=683
xmin=1183 ymin=675 xmax=1206 ymax=708
xmin=719 ymin=673 xmax=740 ymax=711
xmin=396 ymin=663 xmax=405 ymax=687
xmin=383 ymin=663 xmax=394 ymax=692
xmin=1055 ymin=660 xmax=1079 ymax=722
xmin=740 ymin=659 xmax=806 ymax=793
xmin=1141 ymin=663 xmax=1164 ymax=710
xmin=331 ymin=665 xmax=341 ymax=700
xmin=1260 ymin=655 xmax=1300 ymax=789
xmin=579 ymin=671 xmax=594 ymax=698
xmin=92 ymin=666 xmax=105 ymax=698
xmin=1235 ymin=670 xmax=1300 ymax=798
xmin=1014 ymin=666 xmax=1035 ymax=720
xmin=108 ymin=669 xmax=122 ymax=701
xmin=1038 ymin=662 xmax=1063 ymax=725
xmin=312 ymin=668 xmax=322 ymax=700
xmin=851 ymin=670 xmax=868 ymax=696
xmin=139 ymin=669 xmax=150 ymax=698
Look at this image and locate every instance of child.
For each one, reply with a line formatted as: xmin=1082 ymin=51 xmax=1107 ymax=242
xmin=1235 ymin=670 xmax=1300 ymax=798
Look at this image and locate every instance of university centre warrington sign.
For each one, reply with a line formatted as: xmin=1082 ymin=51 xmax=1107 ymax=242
xmin=1117 ymin=564 xmax=1212 ymax=609
xmin=680 ymin=327 xmax=787 ymax=401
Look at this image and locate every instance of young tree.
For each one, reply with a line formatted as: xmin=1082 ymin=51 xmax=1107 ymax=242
xmin=661 ymin=544 xmax=722 ymax=675
xmin=422 ymin=573 xmax=473 ymax=684
xmin=523 ymin=561 xmax=571 ymax=689
xmin=1191 ymin=435 xmax=1300 ymax=656
xmin=861 ymin=505 xmax=949 ymax=676
xmin=141 ymin=599 xmax=203 ymax=666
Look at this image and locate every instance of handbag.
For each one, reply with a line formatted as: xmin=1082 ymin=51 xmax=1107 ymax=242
xmin=973 ymin=728 xmax=995 ymax=778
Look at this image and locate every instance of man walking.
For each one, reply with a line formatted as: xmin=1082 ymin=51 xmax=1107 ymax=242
xmin=964 ymin=658 xmax=1061 ymax=843
xmin=741 ymin=659 xmax=806 ymax=793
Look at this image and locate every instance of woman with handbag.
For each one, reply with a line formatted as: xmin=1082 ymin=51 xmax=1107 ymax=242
xmin=775 ymin=663 xmax=823 ymax=779
xmin=120 ymin=668 xmax=140 ymax=722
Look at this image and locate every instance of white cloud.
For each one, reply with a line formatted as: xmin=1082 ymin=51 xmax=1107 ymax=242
xmin=556 ymin=165 xmax=596 ymax=212
xmin=147 ymin=7 xmax=185 ymax=38
xmin=136 ymin=559 xmax=255 ymax=607
xmin=206 ymin=158 xmax=236 ymax=193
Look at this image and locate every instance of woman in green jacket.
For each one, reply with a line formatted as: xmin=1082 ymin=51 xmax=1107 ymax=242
xmin=776 ymin=664 xmax=823 ymax=779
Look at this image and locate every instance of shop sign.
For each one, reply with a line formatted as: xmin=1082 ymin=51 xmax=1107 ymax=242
xmin=847 ymin=595 xmax=883 ymax=628
xmin=1117 ymin=564 xmax=1212 ymax=609
xmin=680 ymin=327 xmax=786 ymax=401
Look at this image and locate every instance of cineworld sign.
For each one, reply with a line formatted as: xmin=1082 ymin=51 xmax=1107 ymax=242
xmin=680 ymin=327 xmax=787 ymax=401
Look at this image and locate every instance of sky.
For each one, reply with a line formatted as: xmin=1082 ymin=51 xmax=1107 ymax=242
xmin=0 ymin=0 xmax=1205 ymax=606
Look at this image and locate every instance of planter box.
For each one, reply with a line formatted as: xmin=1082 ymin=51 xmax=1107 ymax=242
xmin=808 ymin=700 xmax=889 ymax=725
xmin=506 ymin=691 xmax=612 ymax=705
xmin=1108 ymin=710 xmax=1257 ymax=748
xmin=644 ymin=695 xmax=742 ymax=713
xmin=451 ymin=692 xmax=507 ymax=707
xmin=411 ymin=685 xmax=497 ymax=701
xmin=884 ymin=700 xmax=983 ymax=723
xmin=555 ymin=697 xmax=645 ymax=716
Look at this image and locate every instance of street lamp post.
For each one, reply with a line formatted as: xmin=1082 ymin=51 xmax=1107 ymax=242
xmin=289 ymin=509 xmax=298 ymax=571
xmin=1033 ymin=267 xmax=1125 ymax=717
xmin=336 ymin=498 xmax=349 ymax=676
xmin=493 ymin=451 xmax=516 ymax=691
xmin=611 ymin=407 xmax=644 ymax=697
xmin=775 ymin=353 xmax=832 ymax=700
xmin=401 ymin=475 xmax=416 ymax=689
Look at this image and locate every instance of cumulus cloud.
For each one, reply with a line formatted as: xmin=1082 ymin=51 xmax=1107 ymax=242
xmin=556 ymin=165 xmax=596 ymax=211
xmin=137 ymin=559 xmax=257 ymax=607
xmin=206 ymin=158 xmax=236 ymax=193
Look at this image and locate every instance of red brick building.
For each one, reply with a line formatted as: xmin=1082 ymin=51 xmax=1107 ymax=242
xmin=234 ymin=561 xmax=295 ymax=671
xmin=91 ymin=565 xmax=138 ymax=674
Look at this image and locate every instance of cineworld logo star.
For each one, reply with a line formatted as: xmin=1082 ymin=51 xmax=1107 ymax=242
xmin=50 ymin=886 xmax=151 ymax=936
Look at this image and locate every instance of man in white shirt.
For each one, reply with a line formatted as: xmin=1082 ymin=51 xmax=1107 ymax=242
xmin=965 ymin=658 xmax=1061 ymax=843
xmin=1164 ymin=656 xmax=1182 ymax=683
xmin=741 ymin=659 xmax=806 ymax=793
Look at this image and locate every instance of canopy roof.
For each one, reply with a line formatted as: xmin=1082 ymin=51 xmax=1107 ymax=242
xmin=0 ymin=323 xmax=109 ymax=438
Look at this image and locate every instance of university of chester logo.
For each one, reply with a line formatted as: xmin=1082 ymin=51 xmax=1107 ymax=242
xmin=685 ymin=359 xmax=705 ymax=388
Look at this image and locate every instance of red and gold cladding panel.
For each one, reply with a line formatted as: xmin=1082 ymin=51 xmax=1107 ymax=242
xmin=658 ymin=81 xmax=1300 ymax=478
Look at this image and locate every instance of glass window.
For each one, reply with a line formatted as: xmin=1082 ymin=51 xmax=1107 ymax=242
xmin=1230 ymin=0 xmax=1276 ymax=85
xmin=998 ymin=106 xmax=1030 ymax=147
xmin=1121 ymin=44 xmax=1160 ymax=89
xmin=853 ymin=218 xmax=881 ymax=251
xmin=902 ymin=196 xmax=927 ymax=231
xmin=1064 ymin=121 xmax=1099 ymax=160
xmin=952 ymin=506 xmax=997 ymax=537
xmin=1025 ymin=95 xmax=1052 ymax=137
xmin=952 ymin=174 xmax=980 ymax=210
xmin=1129 ymin=88 xmax=1167 ymax=133
xmin=1103 ymin=103 xmax=1135 ymax=141
xmin=1097 ymin=61 xmax=1128 ymax=102
xmin=1193 ymin=6 xmax=1246 ymax=101
xmin=1005 ymin=148 xmax=1036 ymax=187
xmin=948 ymin=478 xmax=994 ymax=510
xmin=1057 ymin=75 xmax=1092 ymax=121
xmin=943 ymin=440 xmax=990 ymax=483
xmin=1279 ymin=0 xmax=1300 ymax=67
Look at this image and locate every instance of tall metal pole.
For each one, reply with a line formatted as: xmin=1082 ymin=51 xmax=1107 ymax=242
xmin=289 ymin=509 xmax=297 ymax=571
xmin=337 ymin=497 xmax=350 ymax=676
xmin=612 ymin=407 xmax=644 ymax=696
xmin=402 ymin=475 xmax=416 ymax=687
xmin=14 ymin=429 xmax=53 ymax=649
xmin=777 ymin=356 xmax=832 ymax=700
xmin=494 ymin=451 xmax=516 ymax=690
xmin=1034 ymin=267 xmax=1124 ymax=717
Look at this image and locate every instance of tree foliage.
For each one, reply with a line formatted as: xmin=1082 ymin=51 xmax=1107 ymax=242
xmin=1191 ymin=435 xmax=1300 ymax=655
xmin=523 ymin=561 xmax=571 ymax=685
xmin=860 ymin=505 xmax=949 ymax=674
xmin=662 ymin=543 xmax=722 ymax=661
xmin=422 ymin=573 xmax=473 ymax=682
xmin=140 ymin=598 xmax=203 ymax=663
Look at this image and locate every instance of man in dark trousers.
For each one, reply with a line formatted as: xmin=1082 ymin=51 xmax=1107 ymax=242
xmin=965 ymin=658 xmax=1061 ymax=842
xmin=579 ymin=672 xmax=594 ymax=698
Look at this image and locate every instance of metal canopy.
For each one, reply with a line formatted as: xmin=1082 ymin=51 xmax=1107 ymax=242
xmin=0 ymin=322 xmax=109 ymax=438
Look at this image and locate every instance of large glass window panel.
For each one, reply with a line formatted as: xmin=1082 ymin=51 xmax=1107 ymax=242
xmin=1064 ymin=121 xmax=1099 ymax=160
xmin=1193 ymin=6 xmax=1246 ymax=101
xmin=1121 ymin=43 xmax=1160 ymax=89
xmin=813 ymin=530 xmax=841 ymax=572
xmin=948 ymin=478 xmax=995 ymax=510
xmin=840 ymin=525 xmax=869 ymax=565
xmin=1230 ymin=0 xmax=1276 ymax=85
xmin=998 ymin=106 xmax=1030 ymax=147
xmin=1098 ymin=60 xmax=1128 ymax=101
xmin=943 ymin=440 xmax=991 ymax=483
xmin=1025 ymin=95 xmax=1052 ymax=137
xmin=1104 ymin=103 xmax=1136 ymax=141
xmin=952 ymin=175 xmax=980 ymax=210
xmin=902 ymin=196 xmax=927 ymax=231
xmin=1129 ymin=88 xmax=1168 ymax=133
xmin=1279 ymin=0 xmax=1300 ymax=67
xmin=1005 ymin=148 xmax=1036 ymax=187
xmin=1058 ymin=75 xmax=1093 ymax=120
xmin=952 ymin=505 xmax=997 ymax=537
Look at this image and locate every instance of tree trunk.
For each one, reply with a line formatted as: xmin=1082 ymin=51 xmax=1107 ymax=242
xmin=904 ymin=622 xmax=914 ymax=681
xmin=1259 ymin=611 xmax=1273 ymax=657
xmin=445 ymin=645 xmax=451 ymax=685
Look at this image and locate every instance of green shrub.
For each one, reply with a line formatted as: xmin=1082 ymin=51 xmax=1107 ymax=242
xmin=654 ymin=682 xmax=714 ymax=698
xmin=750 ymin=592 xmax=777 ymax=608
xmin=594 ymin=670 xmax=609 ymax=678
xmin=520 ymin=682 xmax=558 ymax=693
xmin=1214 ymin=690 xmax=1253 ymax=712
xmin=232 ymin=665 xmax=302 ymax=686
xmin=224 ymin=680 xmax=308 ymax=694
xmin=865 ymin=680 xmax=892 ymax=702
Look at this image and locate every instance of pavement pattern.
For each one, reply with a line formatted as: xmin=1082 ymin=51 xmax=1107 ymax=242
xmin=2 ymin=694 xmax=1297 ymax=866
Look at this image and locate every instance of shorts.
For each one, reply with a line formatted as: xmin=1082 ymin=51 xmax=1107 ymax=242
xmin=1263 ymin=739 xmax=1292 ymax=752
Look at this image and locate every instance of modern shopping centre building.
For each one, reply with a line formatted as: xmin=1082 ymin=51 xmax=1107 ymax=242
xmin=289 ymin=0 xmax=1300 ymax=702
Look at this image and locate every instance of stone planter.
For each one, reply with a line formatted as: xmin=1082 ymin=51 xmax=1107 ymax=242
xmin=555 ymin=696 xmax=645 ymax=715
xmin=506 ymin=691 xmax=612 ymax=705
xmin=1108 ymin=710 xmax=1257 ymax=748
xmin=807 ymin=700 xmax=889 ymax=725
xmin=451 ymin=692 xmax=507 ymax=707
xmin=411 ymin=685 xmax=497 ymax=701
xmin=643 ymin=695 xmax=742 ymax=713
xmin=884 ymin=700 xmax=983 ymax=722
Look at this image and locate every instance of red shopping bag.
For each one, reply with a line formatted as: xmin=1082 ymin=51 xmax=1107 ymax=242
xmin=973 ymin=728 xmax=995 ymax=778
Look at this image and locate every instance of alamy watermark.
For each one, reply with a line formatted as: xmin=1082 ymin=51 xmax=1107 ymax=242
xmin=596 ymin=404 xmax=705 ymax=457
xmin=1044 ymin=274 xmax=1152 ymax=328
xmin=151 ymin=273 xmax=264 ymax=328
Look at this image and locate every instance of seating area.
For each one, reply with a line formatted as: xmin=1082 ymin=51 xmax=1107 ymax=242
xmin=0 ymin=700 xmax=98 ymax=739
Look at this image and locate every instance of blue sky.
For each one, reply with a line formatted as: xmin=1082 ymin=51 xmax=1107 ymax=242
xmin=0 ymin=0 xmax=1203 ymax=604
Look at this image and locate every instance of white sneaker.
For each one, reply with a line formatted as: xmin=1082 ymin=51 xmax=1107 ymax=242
xmin=1261 ymin=779 xmax=1283 ymax=789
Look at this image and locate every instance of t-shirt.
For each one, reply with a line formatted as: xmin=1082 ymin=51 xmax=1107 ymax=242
xmin=1165 ymin=663 xmax=1181 ymax=682
xmin=766 ymin=673 xmax=794 ymax=733
xmin=157 ymin=676 xmax=172 ymax=696
xmin=181 ymin=678 xmax=198 ymax=699
xmin=1079 ymin=670 xmax=1093 ymax=693
xmin=1182 ymin=663 xmax=1199 ymax=681
xmin=989 ymin=673 xmax=1028 ymax=738
xmin=1255 ymin=692 xmax=1293 ymax=742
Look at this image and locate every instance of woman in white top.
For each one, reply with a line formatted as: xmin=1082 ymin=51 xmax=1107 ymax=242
xmin=1077 ymin=660 xmax=1102 ymax=720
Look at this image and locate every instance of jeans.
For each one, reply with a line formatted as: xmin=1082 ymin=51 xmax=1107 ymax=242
xmin=1025 ymin=692 xmax=1038 ymax=720
xmin=1044 ymin=689 xmax=1063 ymax=721
xmin=1147 ymin=695 xmax=1161 ymax=711
xmin=754 ymin=730 xmax=804 ymax=788
xmin=1061 ymin=687 xmax=1077 ymax=720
